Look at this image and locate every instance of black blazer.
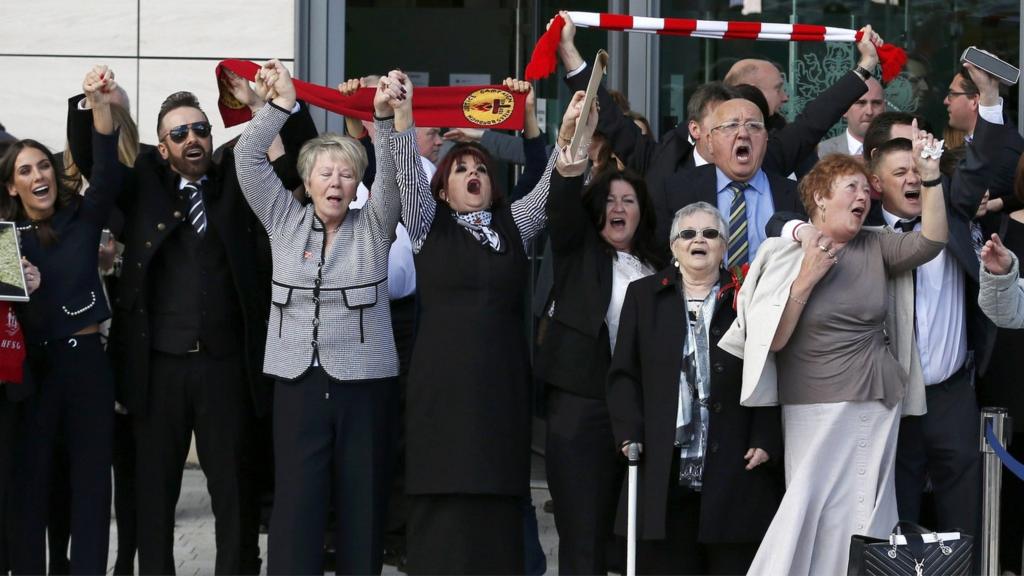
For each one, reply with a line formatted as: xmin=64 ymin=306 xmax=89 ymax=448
xmin=566 ymin=67 xmax=865 ymax=243
xmin=663 ymin=163 xmax=804 ymax=242
xmin=534 ymin=172 xmax=615 ymax=399
xmin=66 ymin=97 xmax=319 ymax=416
xmin=607 ymin=266 xmax=783 ymax=543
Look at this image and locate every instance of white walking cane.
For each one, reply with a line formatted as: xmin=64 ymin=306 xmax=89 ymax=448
xmin=626 ymin=442 xmax=641 ymax=576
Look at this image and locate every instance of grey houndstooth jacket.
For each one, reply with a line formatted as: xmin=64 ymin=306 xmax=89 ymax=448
xmin=235 ymin=103 xmax=406 ymax=382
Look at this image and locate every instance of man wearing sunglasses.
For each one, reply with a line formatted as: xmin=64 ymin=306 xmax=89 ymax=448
xmin=65 ymin=74 xmax=318 ymax=575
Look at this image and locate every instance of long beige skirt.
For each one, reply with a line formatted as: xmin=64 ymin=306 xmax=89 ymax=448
xmin=747 ymin=400 xmax=901 ymax=576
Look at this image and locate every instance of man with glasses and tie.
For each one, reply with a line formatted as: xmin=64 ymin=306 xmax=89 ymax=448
xmin=662 ymin=97 xmax=804 ymax=267
xmin=66 ymin=83 xmax=316 ymax=574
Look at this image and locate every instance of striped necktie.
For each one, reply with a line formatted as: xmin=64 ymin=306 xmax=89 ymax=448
xmin=727 ymin=181 xmax=750 ymax=268
xmin=184 ymin=181 xmax=207 ymax=237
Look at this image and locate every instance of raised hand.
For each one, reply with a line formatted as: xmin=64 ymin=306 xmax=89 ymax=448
xmin=222 ymin=68 xmax=261 ymax=111
xmin=83 ymin=65 xmax=117 ymax=108
xmin=443 ymin=128 xmax=484 ymax=143
xmin=552 ymin=10 xmax=584 ymax=71
xmin=981 ymin=233 xmax=1014 ymax=275
xmin=855 ymin=25 xmax=882 ymax=73
xmin=910 ymin=118 xmax=942 ymax=182
xmin=337 ymin=78 xmax=365 ymax=97
xmin=258 ymin=59 xmax=296 ymax=111
xmin=963 ymin=60 xmax=1001 ymax=106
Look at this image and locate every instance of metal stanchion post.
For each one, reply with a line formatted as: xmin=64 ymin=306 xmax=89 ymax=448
xmin=981 ymin=407 xmax=1011 ymax=576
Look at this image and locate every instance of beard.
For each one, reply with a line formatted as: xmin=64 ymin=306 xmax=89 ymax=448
xmin=167 ymin=143 xmax=212 ymax=181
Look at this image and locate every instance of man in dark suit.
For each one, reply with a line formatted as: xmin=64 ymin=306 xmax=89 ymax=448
xmin=664 ymin=97 xmax=804 ymax=266
xmin=881 ymin=63 xmax=1012 ymax=539
xmin=67 ymin=83 xmax=315 ymax=574
xmin=552 ymin=11 xmax=884 ymax=246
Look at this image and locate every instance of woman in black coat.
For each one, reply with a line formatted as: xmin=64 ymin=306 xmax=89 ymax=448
xmin=535 ymin=161 xmax=662 ymax=574
xmin=607 ymin=201 xmax=783 ymax=575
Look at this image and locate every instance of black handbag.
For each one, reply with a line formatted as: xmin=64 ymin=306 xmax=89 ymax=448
xmin=847 ymin=522 xmax=973 ymax=576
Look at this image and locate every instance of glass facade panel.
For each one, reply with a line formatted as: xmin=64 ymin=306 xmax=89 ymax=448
xmin=659 ymin=0 xmax=1020 ymax=137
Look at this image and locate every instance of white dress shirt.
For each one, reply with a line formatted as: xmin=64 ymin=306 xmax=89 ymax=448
xmin=606 ymin=252 xmax=654 ymax=353
xmin=845 ymin=129 xmax=864 ymax=157
xmin=882 ymin=208 xmax=967 ymax=385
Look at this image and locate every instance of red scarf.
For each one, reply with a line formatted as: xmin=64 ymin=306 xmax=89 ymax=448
xmin=0 ymin=302 xmax=25 ymax=384
xmin=527 ymin=13 xmax=906 ymax=83
xmin=216 ymin=60 xmax=527 ymax=130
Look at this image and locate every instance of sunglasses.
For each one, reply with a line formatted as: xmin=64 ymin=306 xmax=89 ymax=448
xmin=161 ymin=121 xmax=212 ymax=144
xmin=674 ymin=228 xmax=721 ymax=241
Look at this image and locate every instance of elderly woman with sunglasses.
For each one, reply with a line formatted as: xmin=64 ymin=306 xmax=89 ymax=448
xmin=606 ymin=202 xmax=782 ymax=574
xmin=234 ymin=61 xmax=409 ymax=574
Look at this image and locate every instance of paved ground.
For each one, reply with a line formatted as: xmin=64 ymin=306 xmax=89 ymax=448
xmin=105 ymin=461 xmax=561 ymax=575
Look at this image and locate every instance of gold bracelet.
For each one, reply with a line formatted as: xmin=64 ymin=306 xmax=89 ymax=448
xmin=789 ymin=295 xmax=807 ymax=305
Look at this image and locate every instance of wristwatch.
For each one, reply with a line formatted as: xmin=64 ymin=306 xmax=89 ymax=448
xmin=853 ymin=65 xmax=872 ymax=81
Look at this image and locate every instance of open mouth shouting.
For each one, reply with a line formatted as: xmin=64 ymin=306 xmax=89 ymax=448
xmin=467 ymin=178 xmax=482 ymax=195
xmin=184 ymin=145 xmax=205 ymax=161
xmin=609 ymin=216 xmax=626 ymax=231
xmin=735 ymin=143 xmax=752 ymax=163
xmin=31 ymin=185 xmax=50 ymax=199
xmin=904 ymin=188 xmax=921 ymax=201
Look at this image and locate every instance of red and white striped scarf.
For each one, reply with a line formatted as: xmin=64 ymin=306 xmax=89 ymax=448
xmin=526 ymin=12 xmax=906 ymax=83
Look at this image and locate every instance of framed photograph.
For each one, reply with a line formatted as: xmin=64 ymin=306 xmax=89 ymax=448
xmin=0 ymin=223 xmax=29 ymax=302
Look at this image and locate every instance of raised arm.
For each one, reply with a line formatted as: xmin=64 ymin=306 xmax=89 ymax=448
xmin=233 ymin=59 xmax=301 ymax=233
xmin=556 ymin=11 xmax=658 ymax=175
xmin=979 ymin=235 xmax=1024 ymax=329
xmin=79 ymin=65 xmax=124 ymax=228
xmin=765 ymin=26 xmax=881 ymax=176
xmin=512 ymin=89 xmax=593 ymax=247
xmin=363 ymin=70 xmax=413 ymax=243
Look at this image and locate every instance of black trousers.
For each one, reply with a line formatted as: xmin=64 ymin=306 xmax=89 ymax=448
xmin=406 ymin=494 xmax=524 ymax=575
xmin=12 ymin=334 xmax=113 ymax=575
xmin=112 ymin=411 xmax=137 ymax=575
xmin=384 ymin=294 xmax=416 ymax=556
xmin=895 ymin=365 xmax=981 ymax=535
xmin=134 ymin=349 xmax=254 ymax=575
xmin=0 ymin=392 xmax=17 ymax=574
xmin=636 ymin=454 xmax=758 ymax=575
xmin=545 ymin=387 xmax=622 ymax=575
xmin=268 ymin=369 xmax=396 ymax=575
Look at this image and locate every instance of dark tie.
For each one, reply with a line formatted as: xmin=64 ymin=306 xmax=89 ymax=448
xmin=184 ymin=181 xmax=207 ymax=237
xmin=895 ymin=216 xmax=920 ymax=233
xmin=727 ymin=181 xmax=750 ymax=268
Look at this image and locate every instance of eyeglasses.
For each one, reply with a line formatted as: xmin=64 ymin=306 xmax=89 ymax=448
xmin=161 ymin=121 xmax=212 ymax=144
xmin=944 ymin=90 xmax=977 ymax=100
xmin=673 ymin=228 xmax=721 ymax=241
xmin=710 ymin=121 xmax=766 ymax=136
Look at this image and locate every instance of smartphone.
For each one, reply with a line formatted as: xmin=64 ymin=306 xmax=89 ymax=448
xmin=100 ymin=228 xmax=112 ymax=246
xmin=961 ymin=47 xmax=1019 ymax=86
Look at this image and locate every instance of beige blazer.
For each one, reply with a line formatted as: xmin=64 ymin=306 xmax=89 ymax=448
xmin=718 ymin=228 xmax=927 ymax=416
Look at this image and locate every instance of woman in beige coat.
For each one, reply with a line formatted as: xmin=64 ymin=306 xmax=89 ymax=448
xmin=720 ymin=134 xmax=947 ymax=576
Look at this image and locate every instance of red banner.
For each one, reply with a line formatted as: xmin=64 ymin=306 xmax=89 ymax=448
xmin=216 ymin=60 xmax=526 ymax=131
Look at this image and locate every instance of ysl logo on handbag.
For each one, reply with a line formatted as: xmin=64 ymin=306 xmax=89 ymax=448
xmin=914 ymin=558 xmax=924 ymax=576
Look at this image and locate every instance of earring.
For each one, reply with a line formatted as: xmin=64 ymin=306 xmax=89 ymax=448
xmin=672 ymin=257 xmax=680 ymax=269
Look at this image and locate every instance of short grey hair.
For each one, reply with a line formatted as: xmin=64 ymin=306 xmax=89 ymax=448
xmin=669 ymin=202 xmax=728 ymax=243
xmin=297 ymin=133 xmax=368 ymax=184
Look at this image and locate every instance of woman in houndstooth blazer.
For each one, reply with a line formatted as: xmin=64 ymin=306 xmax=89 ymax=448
xmin=235 ymin=61 xmax=411 ymax=575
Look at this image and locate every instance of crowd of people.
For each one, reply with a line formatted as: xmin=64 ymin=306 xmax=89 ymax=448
xmin=0 ymin=9 xmax=1023 ymax=576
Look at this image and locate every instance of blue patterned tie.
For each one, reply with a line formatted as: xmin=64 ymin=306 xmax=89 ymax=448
xmin=184 ymin=182 xmax=207 ymax=237
xmin=727 ymin=181 xmax=749 ymax=268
